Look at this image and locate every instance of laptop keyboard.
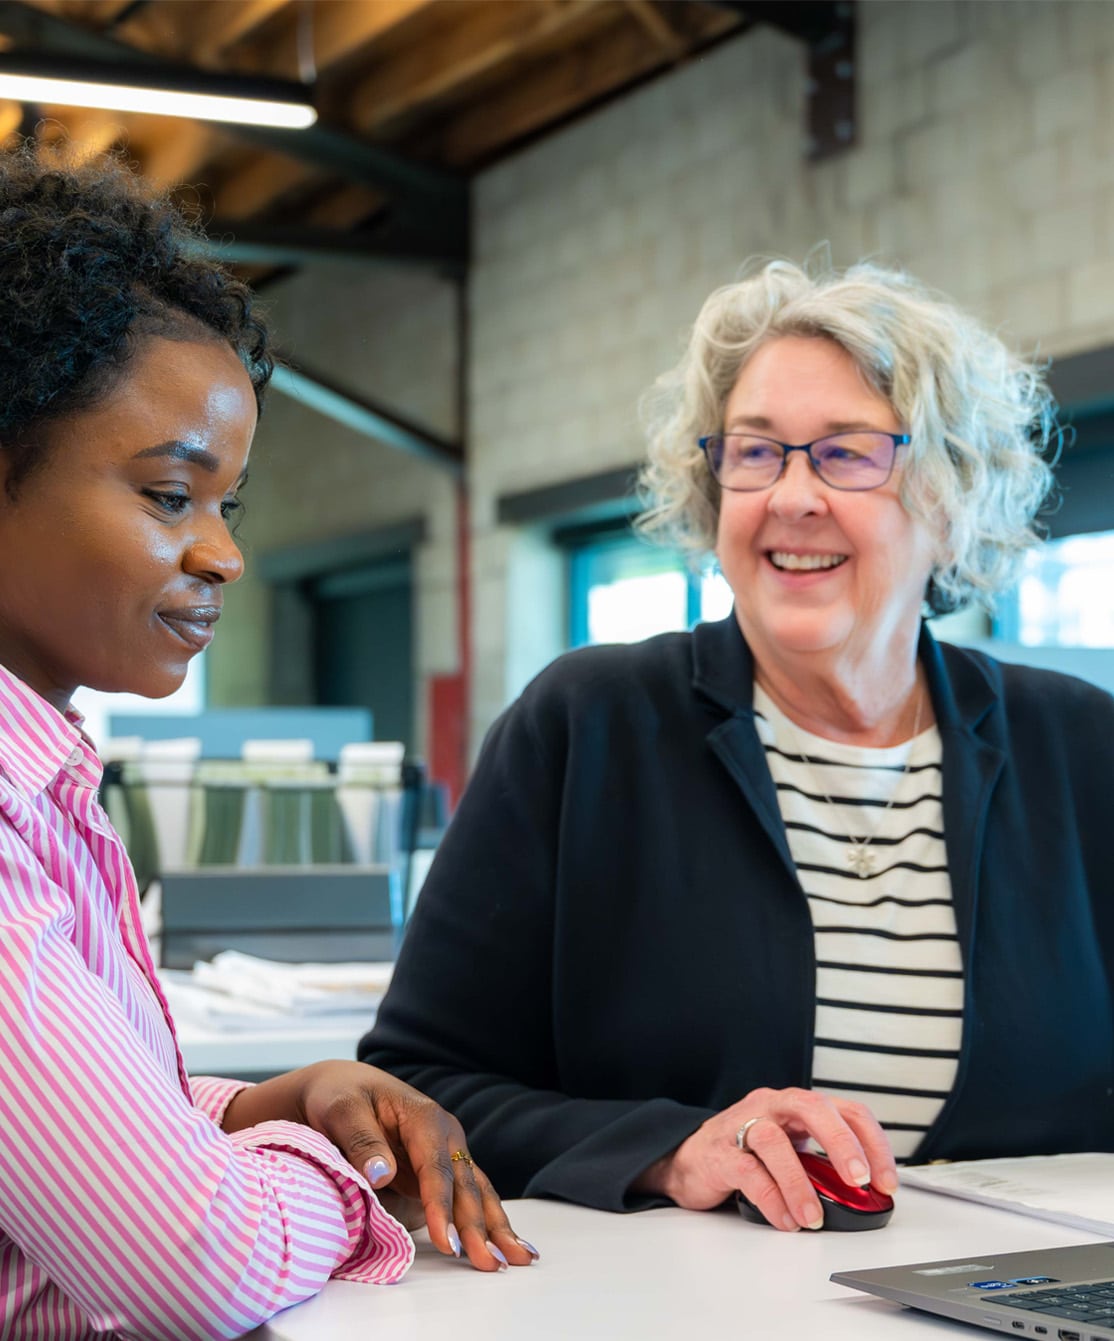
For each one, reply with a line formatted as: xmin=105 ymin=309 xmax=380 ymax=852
xmin=992 ymin=1280 xmax=1114 ymax=1327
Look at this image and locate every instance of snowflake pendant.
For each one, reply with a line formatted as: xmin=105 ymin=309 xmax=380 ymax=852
xmin=846 ymin=844 xmax=876 ymax=878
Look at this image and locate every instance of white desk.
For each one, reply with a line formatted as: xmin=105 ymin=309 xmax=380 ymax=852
xmin=175 ymin=1015 xmax=369 ymax=1076
xmin=246 ymin=1187 xmax=1109 ymax=1341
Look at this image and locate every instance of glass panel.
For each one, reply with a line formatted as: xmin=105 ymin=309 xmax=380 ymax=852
xmin=587 ymin=569 xmax=689 ymax=644
xmin=569 ymin=534 xmax=735 ymax=649
xmin=1011 ymin=531 xmax=1114 ymax=647
xmin=700 ymin=567 xmax=734 ymax=621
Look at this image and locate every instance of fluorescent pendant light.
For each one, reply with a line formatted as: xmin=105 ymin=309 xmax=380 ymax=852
xmin=0 ymin=57 xmax=316 ymax=130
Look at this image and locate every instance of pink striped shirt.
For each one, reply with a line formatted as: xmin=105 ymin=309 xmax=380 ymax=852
xmin=0 ymin=664 xmax=413 ymax=1339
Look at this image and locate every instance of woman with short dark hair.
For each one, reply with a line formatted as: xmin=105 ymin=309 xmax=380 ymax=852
xmin=0 ymin=145 xmax=533 ymax=1341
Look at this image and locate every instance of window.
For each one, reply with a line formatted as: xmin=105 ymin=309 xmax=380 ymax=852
xmin=996 ymin=530 xmax=1114 ymax=647
xmin=567 ymin=530 xmax=732 ymax=647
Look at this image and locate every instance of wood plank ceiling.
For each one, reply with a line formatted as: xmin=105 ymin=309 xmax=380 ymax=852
xmin=0 ymin=0 xmax=747 ymax=282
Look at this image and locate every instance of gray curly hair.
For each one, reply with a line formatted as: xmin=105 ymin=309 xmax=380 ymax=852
xmin=637 ymin=259 xmax=1059 ymax=613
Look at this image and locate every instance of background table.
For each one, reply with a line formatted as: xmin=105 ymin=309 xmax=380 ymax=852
xmin=176 ymin=1014 xmax=369 ymax=1078
xmin=245 ymin=1186 xmax=1110 ymax=1340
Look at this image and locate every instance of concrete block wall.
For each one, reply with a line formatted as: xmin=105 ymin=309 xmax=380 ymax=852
xmin=467 ymin=0 xmax=1114 ymax=748
xmin=206 ymin=259 xmax=460 ymax=762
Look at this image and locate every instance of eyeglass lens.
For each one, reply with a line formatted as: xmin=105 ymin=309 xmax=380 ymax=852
xmin=709 ymin=433 xmax=897 ymax=491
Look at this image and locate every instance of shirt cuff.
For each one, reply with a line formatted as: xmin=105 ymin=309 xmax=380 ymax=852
xmin=189 ymin=1073 xmax=253 ymax=1126
xmin=231 ymin=1120 xmax=415 ymax=1283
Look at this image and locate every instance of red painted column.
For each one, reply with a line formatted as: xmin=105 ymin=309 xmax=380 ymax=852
xmin=427 ymin=482 xmax=471 ymax=810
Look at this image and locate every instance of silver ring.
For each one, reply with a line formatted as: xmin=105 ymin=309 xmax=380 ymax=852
xmin=735 ymin=1116 xmax=773 ymax=1154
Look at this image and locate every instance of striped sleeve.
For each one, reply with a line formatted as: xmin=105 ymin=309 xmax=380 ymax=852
xmin=189 ymin=1072 xmax=252 ymax=1125
xmin=0 ymin=835 xmax=412 ymax=1340
xmin=229 ymin=1122 xmax=416 ymax=1284
xmin=186 ymin=1081 xmax=413 ymax=1280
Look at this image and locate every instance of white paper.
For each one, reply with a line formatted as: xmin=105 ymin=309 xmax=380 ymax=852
xmin=191 ymin=949 xmax=393 ymax=1014
xmin=160 ymin=951 xmax=391 ymax=1028
xmin=902 ymin=1154 xmax=1114 ymax=1236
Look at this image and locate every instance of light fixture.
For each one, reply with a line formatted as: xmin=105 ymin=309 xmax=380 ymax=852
xmin=0 ymin=54 xmax=317 ymax=131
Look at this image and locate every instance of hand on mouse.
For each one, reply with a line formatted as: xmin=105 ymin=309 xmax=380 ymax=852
xmin=634 ymin=1086 xmax=899 ymax=1230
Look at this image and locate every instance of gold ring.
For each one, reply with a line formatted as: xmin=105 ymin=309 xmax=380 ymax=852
xmin=450 ymin=1149 xmax=474 ymax=1165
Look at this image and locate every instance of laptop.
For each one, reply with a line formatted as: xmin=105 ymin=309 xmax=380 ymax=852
xmin=832 ymin=1241 xmax=1114 ymax=1340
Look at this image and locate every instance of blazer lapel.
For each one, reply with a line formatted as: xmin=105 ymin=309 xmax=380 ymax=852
xmin=706 ymin=719 xmax=800 ymax=881
xmin=918 ymin=628 xmax=1006 ymax=960
xmin=692 ymin=616 xmax=800 ymax=884
xmin=914 ymin=628 xmax=1006 ymax=1158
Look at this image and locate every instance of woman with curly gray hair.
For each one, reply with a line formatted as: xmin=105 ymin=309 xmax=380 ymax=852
xmin=365 ymin=260 xmax=1114 ymax=1233
xmin=638 ymin=259 xmax=1056 ymax=614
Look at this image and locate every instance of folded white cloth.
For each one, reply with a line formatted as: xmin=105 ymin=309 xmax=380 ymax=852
xmin=190 ymin=950 xmax=393 ymax=1015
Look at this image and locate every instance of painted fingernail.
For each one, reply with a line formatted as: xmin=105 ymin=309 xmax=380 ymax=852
xmin=364 ymin=1157 xmax=391 ymax=1187
xmin=800 ymin=1201 xmax=824 ymax=1230
xmin=447 ymin=1224 xmax=462 ymax=1258
xmin=485 ymin=1240 xmax=509 ymax=1270
xmin=781 ymin=1214 xmax=800 ymax=1232
xmin=516 ymin=1237 xmax=541 ymax=1259
xmin=849 ymin=1159 xmax=870 ymax=1186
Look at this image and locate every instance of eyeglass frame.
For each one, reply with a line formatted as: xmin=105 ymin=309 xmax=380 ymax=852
xmin=697 ymin=431 xmax=911 ymax=492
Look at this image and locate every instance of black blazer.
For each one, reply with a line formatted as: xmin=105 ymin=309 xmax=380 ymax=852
xmin=362 ymin=616 xmax=1114 ymax=1211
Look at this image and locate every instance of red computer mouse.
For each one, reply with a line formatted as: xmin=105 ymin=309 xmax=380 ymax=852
xmin=735 ymin=1150 xmax=895 ymax=1231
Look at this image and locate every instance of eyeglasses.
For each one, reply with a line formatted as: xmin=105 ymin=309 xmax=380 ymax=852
xmin=697 ymin=431 xmax=910 ymax=492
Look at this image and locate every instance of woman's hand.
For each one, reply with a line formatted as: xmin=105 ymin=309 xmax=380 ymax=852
xmin=221 ymin=1061 xmax=538 ymax=1271
xmin=636 ymin=1086 xmax=898 ymax=1230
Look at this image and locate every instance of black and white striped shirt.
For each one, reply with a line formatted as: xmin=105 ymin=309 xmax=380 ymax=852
xmin=754 ymin=686 xmax=964 ymax=1160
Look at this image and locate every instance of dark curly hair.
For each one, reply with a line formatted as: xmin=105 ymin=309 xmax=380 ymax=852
xmin=0 ymin=143 xmax=273 ymax=493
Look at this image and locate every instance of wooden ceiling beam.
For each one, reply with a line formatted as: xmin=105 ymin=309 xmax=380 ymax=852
xmin=0 ymin=97 xmax=22 ymax=140
xmin=304 ymin=181 xmax=385 ymax=230
xmin=437 ymin=6 xmax=735 ymax=166
xmin=60 ymin=0 xmax=435 ymax=75
xmin=194 ymin=0 xmax=292 ymax=62
xmin=236 ymin=122 xmax=467 ymax=222
xmin=144 ymin=138 xmax=381 ymax=233
xmin=135 ymin=117 xmax=221 ymax=190
xmin=623 ymin=0 xmax=685 ymax=58
xmin=39 ymin=0 xmax=137 ymax=22
xmin=239 ymin=0 xmax=440 ymax=80
xmin=214 ymin=150 xmax=318 ymax=220
xmin=348 ymin=0 xmax=601 ymax=135
xmin=113 ymin=0 xmax=295 ymax=63
xmin=41 ymin=103 xmax=128 ymax=158
xmin=84 ymin=0 xmax=137 ymax=22
xmin=0 ymin=0 xmax=134 ymax=57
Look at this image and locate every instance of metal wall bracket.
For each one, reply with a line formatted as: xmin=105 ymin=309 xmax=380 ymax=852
xmin=712 ymin=1 xmax=857 ymax=161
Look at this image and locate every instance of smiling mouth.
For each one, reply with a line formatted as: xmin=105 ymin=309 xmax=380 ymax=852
xmin=158 ymin=609 xmax=220 ymax=650
xmin=768 ymin=551 xmax=848 ymax=572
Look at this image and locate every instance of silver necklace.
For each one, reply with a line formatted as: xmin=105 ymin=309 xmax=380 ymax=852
xmin=785 ymin=692 xmax=925 ymax=880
